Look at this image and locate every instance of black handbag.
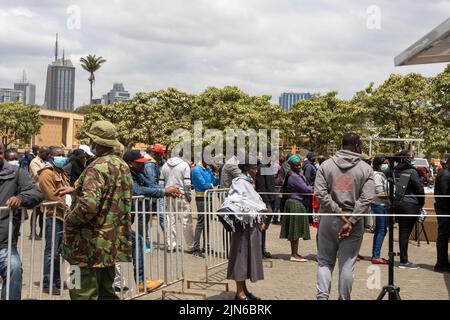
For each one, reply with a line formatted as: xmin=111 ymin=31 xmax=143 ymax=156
xmin=217 ymin=207 xmax=239 ymax=232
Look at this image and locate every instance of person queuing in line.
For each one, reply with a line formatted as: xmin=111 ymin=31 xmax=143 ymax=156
xmin=433 ymin=155 xmax=450 ymax=273
xmin=220 ymin=149 xmax=245 ymax=189
xmin=5 ymin=149 xmax=19 ymax=167
xmin=37 ymin=147 xmax=71 ymax=295
xmin=160 ymin=149 xmax=195 ymax=253
xmin=271 ymin=153 xmax=285 ymax=225
xmin=141 ymin=144 xmax=167 ymax=248
xmin=55 ymin=121 xmax=133 ymax=300
xmin=19 ymin=146 xmax=38 ymax=171
xmin=0 ymin=143 xmax=43 ymax=300
xmin=280 ymin=155 xmax=313 ymax=262
xmin=29 ymin=146 xmax=51 ymax=241
xmin=393 ymin=150 xmax=424 ymax=270
xmin=255 ymin=147 xmax=277 ymax=259
xmin=191 ymin=156 xmax=219 ymax=258
xmin=370 ymin=157 xmax=389 ymax=265
xmin=63 ymin=149 xmax=87 ymax=186
xmin=123 ymin=150 xmax=168 ymax=293
xmin=221 ymin=156 xmax=265 ymax=300
xmin=302 ymin=151 xmax=318 ymax=225
xmin=315 ymin=133 xmax=374 ymax=300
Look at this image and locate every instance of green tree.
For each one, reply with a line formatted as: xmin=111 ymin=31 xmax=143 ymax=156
xmin=357 ymin=73 xmax=435 ymax=154
xmin=80 ymin=54 xmax=107 ymax=104
xmin=76 ymin=88 xmax=198 ymax=148
xmin=289 ymin=92 xmax=367 ymax=155
xmin=429 ymin=64 xmax=450 ymax=155
xmin=0 ymin=103 xmax=42 ymax=148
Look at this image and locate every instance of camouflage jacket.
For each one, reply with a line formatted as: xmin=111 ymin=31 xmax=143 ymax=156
xmin=61 ymin=153 xmax=133 ymax=268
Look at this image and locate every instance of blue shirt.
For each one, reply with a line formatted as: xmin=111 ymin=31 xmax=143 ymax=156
xmin=192 ymin=163 xmax=219 ymax=193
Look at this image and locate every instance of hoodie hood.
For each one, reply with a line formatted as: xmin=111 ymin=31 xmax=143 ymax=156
xmin=166 ymin=157 xmax=185 ymax=167
xmin=332 ymin=150 xmax=361 ymax=170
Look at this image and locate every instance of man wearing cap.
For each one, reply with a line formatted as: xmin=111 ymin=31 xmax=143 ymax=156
xmin=56 ymin=120 xmax=133 ymax=300
xmin=123 ymin=150 xmax=179 ymax=292
xmin=140 ymin=144 xmax=167 ymax=248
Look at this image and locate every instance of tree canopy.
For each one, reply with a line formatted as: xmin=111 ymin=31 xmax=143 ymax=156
xmin=0 ymin=102 xmax=42 ymax=148
xmin=75 ymin=65 xmax=450 ymax=157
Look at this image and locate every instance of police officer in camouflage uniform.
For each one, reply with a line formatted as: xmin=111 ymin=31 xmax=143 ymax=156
xmin=56 ymin=120 xmax=132 ymax=300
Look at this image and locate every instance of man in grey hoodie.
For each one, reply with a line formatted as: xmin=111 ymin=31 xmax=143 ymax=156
xmin=160 ymin=151 xmax=195 ymax=252
xmin=314 ymin=133 xmax=374 ymax=300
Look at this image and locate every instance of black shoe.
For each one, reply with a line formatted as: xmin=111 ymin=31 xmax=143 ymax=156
xmin=192 ymin=250 xmax=205 ymax=258
xmin=235 ymin=295 xmax=251 ymax=300
xmin=115 ymin=286 xmax=129 ymax=292
xmin=433 ymin=265 xmax=450 ymax=273
xmin=43 ymin=287 xmax=61 ymax=295
xmin=263 ymin=251 xmax=272 ymax=259
xmin=246 ymin=292 xmax=261 ymax=300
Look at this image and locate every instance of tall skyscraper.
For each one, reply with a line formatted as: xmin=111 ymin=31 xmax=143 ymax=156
xmin=102 ymin=83 xmax=130 ymax=104
xmin=0 ymin=88 xmax=23 ymax=104
xmin=44 ymin=34 xmax=76 ymax=111
xmin=14 ymin=70 xmax=36 ymax=105
xmin=279 ymin=92 xmax=313 ymax=110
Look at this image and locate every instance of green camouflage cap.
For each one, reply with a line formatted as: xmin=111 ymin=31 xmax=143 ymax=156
xmin=86 ymin=120 xmax=120 ymax=147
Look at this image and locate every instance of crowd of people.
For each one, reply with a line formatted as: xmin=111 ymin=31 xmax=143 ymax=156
xmin=0 ymin=121 xmax=449 ymax=300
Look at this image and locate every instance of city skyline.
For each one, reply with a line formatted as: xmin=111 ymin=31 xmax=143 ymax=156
xmin=0 ymin=1 xmax=449 ymax=109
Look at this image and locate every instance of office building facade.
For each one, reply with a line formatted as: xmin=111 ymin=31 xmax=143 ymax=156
xmin=14 ymin=82 xmax=36 ymax=105
xmin=0 ymin=88 xmax=24 ymax=104
xmin=279 ymin=92 xmax=312 ymax=110
xmin=103 ymin=83 xmax=130 ymax=104
xmin=44 ymin=58 xmax=76 ymax=111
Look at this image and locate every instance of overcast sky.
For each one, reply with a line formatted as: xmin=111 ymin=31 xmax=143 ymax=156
xmin=0 ymin=0 xmax=449 ymax=107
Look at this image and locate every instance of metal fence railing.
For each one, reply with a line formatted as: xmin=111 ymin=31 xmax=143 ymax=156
xmin=0 ymin=196 xmax=202 ymax=300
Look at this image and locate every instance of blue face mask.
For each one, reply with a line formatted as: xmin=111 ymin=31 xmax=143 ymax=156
xmin=380 ymin=163 xmax=389 ymax=174
xmin=53 ymin=156 xmax=68 ymax=169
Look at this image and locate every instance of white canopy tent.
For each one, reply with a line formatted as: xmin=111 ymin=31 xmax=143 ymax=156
xmin=395 ymin=18 xmax=450 ymax=66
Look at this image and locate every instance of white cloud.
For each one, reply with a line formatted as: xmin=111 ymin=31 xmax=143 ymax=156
xmin=0 ymin=0 xmax=448 ymax=107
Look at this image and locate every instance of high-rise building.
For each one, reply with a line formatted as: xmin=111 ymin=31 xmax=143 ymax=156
xmin=102 ymin=83 xmax=130 ymax=104
xmin=14 ymin=70 xmax=36 ymax=105
xmin=0 ymin=88 xmax=23 ymax=104
xmin=44 ymin=34 xmax=76 ymax=111
xmin=279 ymin=92 xmax=313 ymax=110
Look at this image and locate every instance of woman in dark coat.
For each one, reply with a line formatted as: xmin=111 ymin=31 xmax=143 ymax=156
xmin=280 ymin=155 xmax=313 ymax=262
xmin=221 ymin=157 xmax=266 ymax=300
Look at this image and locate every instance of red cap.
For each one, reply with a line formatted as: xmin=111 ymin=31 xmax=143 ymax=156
xmin=150 ymin=144 xmax=166 ymax=157
xmin=134 ymin=157 xmax=149 ymax=163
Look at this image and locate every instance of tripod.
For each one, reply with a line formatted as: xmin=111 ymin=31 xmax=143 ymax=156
xmin=377 ymin=157 xmax=401 ymax=300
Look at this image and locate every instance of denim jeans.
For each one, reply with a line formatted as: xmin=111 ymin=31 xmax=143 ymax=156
xmin=131 ymin=231 xmax=144 ymax=284
xmin=137 ymin=201 xmax=165 ymax=246
xmin=43 ymin=219 xmax=64 ymax=288
xmin=371 ymin=203 xmax=388 ymax=259
xmin=0 ymin=247 xmax=22 ymax=300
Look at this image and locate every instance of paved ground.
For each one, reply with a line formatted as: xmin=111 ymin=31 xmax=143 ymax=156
xmin=140 ymin=219 xmax=450 ymax=301
xmin=3 ymin=213 xmax=449 ymax=300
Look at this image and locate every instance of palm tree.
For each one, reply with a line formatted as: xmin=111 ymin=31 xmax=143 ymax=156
xmin=80 ymin=54 xmax=106 ymax=104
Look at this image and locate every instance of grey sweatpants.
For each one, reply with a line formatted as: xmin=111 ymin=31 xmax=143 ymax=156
xmin=316 ymin=215 xmax=364 ymax=300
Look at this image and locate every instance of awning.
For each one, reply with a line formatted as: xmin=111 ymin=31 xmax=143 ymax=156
xmin=394 ymin=18 xmax=450 ymax=66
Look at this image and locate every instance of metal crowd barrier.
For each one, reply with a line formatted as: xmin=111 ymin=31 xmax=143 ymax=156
xmin=187 ymin=189 xmax=231 ymax=291
xmin=0 ymin=196 xmax=201 ymax=300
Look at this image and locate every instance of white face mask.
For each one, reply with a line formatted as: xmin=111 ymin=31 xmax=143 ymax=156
xmin=8 ymin=160 xmax=19 ymax=167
